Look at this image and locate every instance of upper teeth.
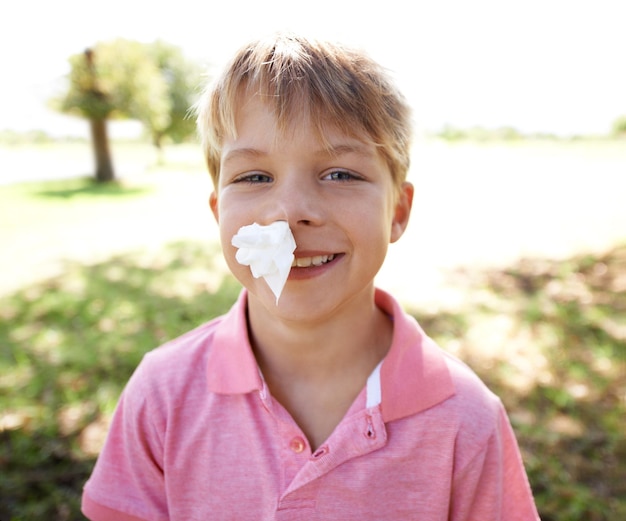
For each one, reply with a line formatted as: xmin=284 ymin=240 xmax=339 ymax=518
xmin=292 ymin=254 xmax=335 ymax=268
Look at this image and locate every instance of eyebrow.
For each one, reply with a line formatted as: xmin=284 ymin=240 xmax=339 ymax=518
xmin=221 ymin=147 xmax=267 ymax=166
xmin=322 ymin=142 xmax=375 ymax=159
xmin=222 ymin=141 xmax=374 ymax=166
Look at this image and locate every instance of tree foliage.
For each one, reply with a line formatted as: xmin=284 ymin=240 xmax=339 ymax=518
xmin=147 ymin=41 xmax=203 ymax=148
xmin=53 ymin=39 xmax=202 ymax=180
xmin=58 ymin=38 xmax=202 ymax=142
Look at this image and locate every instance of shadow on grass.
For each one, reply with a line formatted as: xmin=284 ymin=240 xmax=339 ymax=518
xmin=1 ymin=240 xmax=624 ymax=520
xmin=0 ymin=241 xmax=240 ymax=520
xmin=33 ymin=177 xmax=153 ymax=199
xmin=411 ymin=244 xmax=626 ymax=521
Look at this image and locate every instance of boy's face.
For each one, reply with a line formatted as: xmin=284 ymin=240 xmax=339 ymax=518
xmin=210 ymin=96 xmax=413 ymax=321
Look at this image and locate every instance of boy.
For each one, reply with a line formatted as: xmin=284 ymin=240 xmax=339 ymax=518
xmin=82 ymin=33 xmax=540 ymax=520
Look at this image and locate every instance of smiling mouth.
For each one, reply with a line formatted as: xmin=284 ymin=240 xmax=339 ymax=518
xmin=291 ymin=254 xmax=336 ymax=268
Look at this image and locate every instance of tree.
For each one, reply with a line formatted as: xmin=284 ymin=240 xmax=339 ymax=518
xmin=54 ymin=39 xmax=201 ymax=182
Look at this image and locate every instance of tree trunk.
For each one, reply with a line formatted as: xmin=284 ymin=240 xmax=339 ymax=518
xmin=89 ymin=117 xmax=115 ymax=182
xmin=153 ymin=133 xmax=165 ymax=165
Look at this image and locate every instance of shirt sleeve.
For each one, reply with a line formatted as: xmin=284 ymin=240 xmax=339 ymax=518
xmin=451 ymin=405 xmax=540 ymax=521
xmin=82 ymin=362 xmax=169 ymax=521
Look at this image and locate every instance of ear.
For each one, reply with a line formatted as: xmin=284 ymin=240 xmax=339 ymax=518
xmin=390 ymin=182 xmax=413 ymax=243
xmin=209 ymin=191 xmax=219 ymax=223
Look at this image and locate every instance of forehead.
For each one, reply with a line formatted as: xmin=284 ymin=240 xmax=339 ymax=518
xmin=225 ymin=93 xmax=377 ymax=156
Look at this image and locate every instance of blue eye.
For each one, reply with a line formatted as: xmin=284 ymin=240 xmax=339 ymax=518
xmin=235 ymin=173 xmax=273 ymax=183
xmin=325 ymin=170 xmax=359 ymax=181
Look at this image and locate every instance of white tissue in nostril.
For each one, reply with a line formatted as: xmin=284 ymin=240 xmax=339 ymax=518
xmin=231 ymin=221 xmax=296 ymax=304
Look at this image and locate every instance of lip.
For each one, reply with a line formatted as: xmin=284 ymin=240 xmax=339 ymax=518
xmin=291 ymin=251 xmax=336 ymax=267
xmin=288 ymin=252 xmax=343 ymax=279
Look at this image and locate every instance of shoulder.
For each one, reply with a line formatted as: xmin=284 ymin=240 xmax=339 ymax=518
xmin=440 ymin=349 xmax=503 ymax=424
xmin=123 ymin=316 xmax=227 ymax=410
xmin=141 ymin=317 xmax=224 ymax=375
xmin=422 ymin=346 xmax=517 ymax=473
xmin=121 ymin=290 xmax=260 ymax=411
xmin=129 ymin=290 xmax=250 ymax=395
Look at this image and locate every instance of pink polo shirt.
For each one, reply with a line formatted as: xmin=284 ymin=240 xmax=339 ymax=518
xmin=82 ymin=289 xmax=539 ymax=520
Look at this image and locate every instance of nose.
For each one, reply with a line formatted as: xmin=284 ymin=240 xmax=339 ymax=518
xmin=265 ymin=175 xmax=324 ymax=228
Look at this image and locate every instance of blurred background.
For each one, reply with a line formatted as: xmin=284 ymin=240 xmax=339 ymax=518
xmin=1 ymin=1 xmax=625 ymax=519
xmin=3 ymin=0 xmax=626 ymax=141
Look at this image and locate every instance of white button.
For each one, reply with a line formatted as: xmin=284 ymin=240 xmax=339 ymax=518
xmin=289 ymin=437 xmax=306 ymax=453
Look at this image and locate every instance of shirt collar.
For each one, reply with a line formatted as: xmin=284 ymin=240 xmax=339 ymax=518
xmin=206 ymin=290 xmax=264 ymax=394
xmin=206 ymin=289 xmax=455 ymax=421
xmin=374 ymin=289 xmax=455 ymax=422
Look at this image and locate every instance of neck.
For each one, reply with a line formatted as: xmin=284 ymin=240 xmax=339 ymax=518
xmin=247 ymin=288 xmax=392 ymax=383
xmin=245 ymin=287 xmax=393 ymax=448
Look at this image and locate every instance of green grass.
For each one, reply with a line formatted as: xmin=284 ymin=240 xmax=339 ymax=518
xmin=2 ymin=241 xmax=624 ymax=520
xmin=1 ymin=141 xmax=625 ymax=520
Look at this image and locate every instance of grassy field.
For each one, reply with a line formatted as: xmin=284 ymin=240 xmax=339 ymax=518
xmin=1 ymin=140 xmax=625 ymax=520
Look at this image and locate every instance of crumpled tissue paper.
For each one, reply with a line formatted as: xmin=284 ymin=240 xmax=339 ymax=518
xmin=231 ymin=221 xmax=296 ymax=304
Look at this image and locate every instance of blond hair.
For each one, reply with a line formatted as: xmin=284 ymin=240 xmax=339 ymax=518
xmin=196 ymin=33 xmax=412 ymax=189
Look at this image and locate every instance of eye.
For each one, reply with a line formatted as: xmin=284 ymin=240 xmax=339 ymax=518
xmin=233 ymin=172 xmax=273 ymax=184
xmin=323 ymin=169 xmax=362 ymax=181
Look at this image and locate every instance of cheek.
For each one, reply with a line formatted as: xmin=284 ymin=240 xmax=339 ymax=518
xmin=352 ymin=199 xmax=395 ymax=243
xmin=217 ymin=200 xmax=249 ymax=244
xmin=217 ymin=211 xmax=255 ymax=284
xmin=220 ymin=229 xmax=244 ymax=275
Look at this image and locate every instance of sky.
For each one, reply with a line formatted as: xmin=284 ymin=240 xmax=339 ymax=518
xmin=1 ymin=0 xmax=625 ymax=137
